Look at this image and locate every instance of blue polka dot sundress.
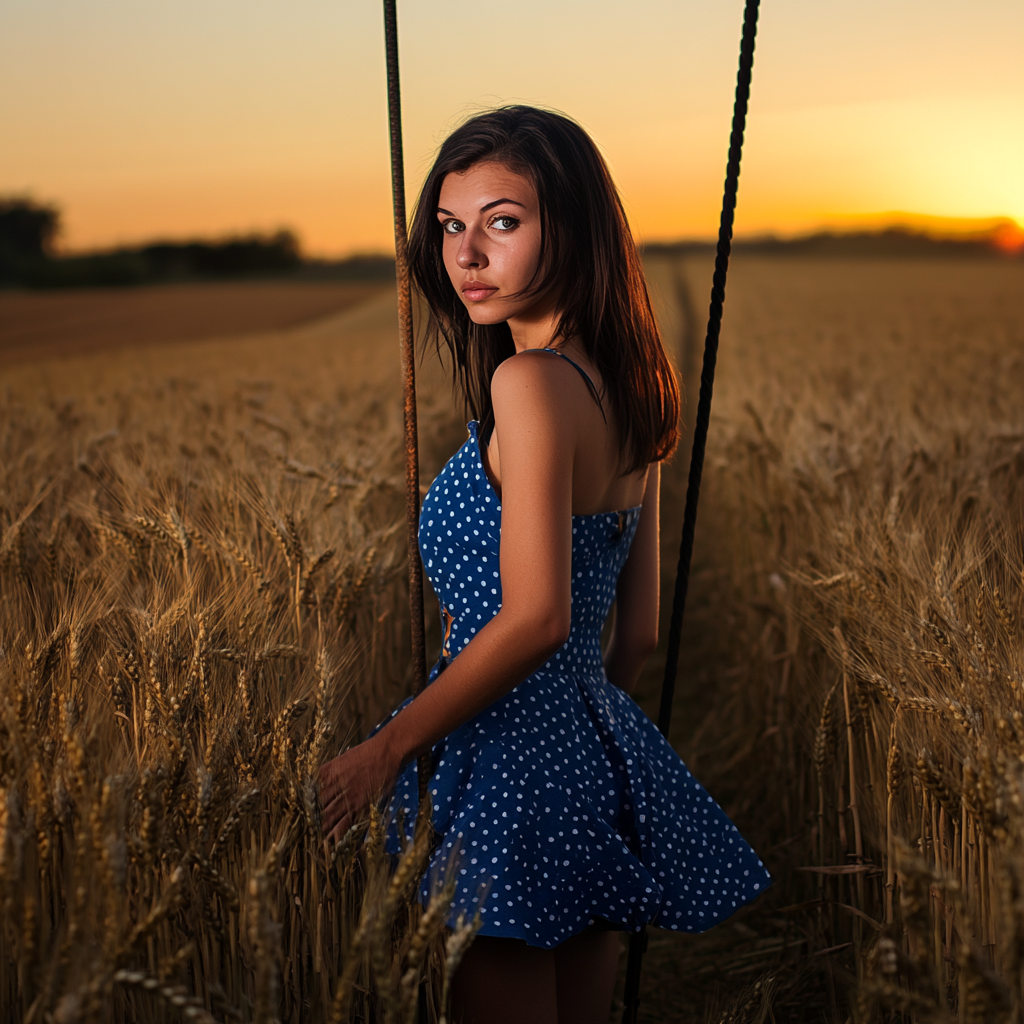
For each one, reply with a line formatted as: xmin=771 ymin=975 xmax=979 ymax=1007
xmin=384 ymin=418 xmax=771 ymax=948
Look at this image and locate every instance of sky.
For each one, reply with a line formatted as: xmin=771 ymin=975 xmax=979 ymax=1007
xmin=1 ymin=0 xmax=1022 ymax=257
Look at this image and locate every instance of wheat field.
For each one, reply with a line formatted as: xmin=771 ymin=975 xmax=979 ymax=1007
xmin=1 ymin=256 xmax=1022 ymax=1022
xmin=0 ymin=291 xmax=473 ymax=1024
xmin=640 ymin=255 xmax=1024 ymax=1023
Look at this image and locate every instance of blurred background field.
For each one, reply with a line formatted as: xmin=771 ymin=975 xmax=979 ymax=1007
xmin=2 ymin=251 xmax=1022 ymax=1021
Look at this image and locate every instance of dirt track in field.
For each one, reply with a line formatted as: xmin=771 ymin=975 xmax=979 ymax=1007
xmin=0 ymin=281 xmax=387 ymax=367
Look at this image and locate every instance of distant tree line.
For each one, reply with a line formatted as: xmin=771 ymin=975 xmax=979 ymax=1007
xmin=6 ymin=196 xmax=1015 ymax=291
xmin=644 ymin=226 xmax=1022 ymax=261
xmin=0 ymin=197 xmax=396 ymax=288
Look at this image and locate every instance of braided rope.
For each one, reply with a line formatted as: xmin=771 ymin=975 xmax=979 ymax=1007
xmin=621 ymin=1 xmax=761 ymax=1019
xmin=383 ymin=0 xmax=430 ymax=805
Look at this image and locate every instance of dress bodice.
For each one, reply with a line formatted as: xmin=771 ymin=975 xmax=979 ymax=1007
xmin=419 ymin=421 xmax=640 ymax=676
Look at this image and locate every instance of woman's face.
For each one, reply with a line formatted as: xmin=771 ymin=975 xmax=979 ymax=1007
xmin=436 ymin=161 xmax=546 ymax=325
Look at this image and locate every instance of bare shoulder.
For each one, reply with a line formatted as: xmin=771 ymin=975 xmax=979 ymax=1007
xmin=491 ymin=350 xmax=584 ymax=422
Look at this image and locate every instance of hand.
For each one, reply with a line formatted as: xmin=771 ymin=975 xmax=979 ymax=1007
xmin=318 ymin=733 xmax=400 ymax=842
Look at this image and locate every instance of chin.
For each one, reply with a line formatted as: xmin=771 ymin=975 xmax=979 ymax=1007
xmin=464 ymin=305 xmax=510 ymax=326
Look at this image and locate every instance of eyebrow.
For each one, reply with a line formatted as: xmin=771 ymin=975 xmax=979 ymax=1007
xmin=436 ymin=198 xmax=526 ymax=216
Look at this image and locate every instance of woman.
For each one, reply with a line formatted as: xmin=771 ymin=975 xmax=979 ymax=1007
xmin=319 ymin=106 xmax=769 ymax=1024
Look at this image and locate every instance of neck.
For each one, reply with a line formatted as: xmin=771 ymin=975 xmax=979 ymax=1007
xmin=506 ymin=297 xmax=562 ymax=353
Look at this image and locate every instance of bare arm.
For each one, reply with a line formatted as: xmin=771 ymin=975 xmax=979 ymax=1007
xmin=603 ymin=463 xmax=660 ymax=693
xmin=319 ymin=356 xmax=576 ymax=836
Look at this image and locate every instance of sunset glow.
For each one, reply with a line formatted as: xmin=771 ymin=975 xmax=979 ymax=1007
xmin=2 ymin=0 xmax=1021 ymax=256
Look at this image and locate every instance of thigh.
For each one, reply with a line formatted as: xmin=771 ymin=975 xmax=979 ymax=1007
xmin=552 ymin=926 xmax=622 ymax=1024
xmin=451 ymin=935 xmax=558 ymax=1024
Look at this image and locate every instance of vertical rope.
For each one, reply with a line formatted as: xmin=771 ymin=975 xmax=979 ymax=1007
xmin=383 ymin=0 xmax=430 ymax=804
xmin=658 ymin=0 xmax=760 ymax=739
xmin=621 ymin=1 xmax=760 ymax=1019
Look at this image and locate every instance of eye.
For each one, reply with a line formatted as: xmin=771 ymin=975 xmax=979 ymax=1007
xmin=441 ymin=219 xmax=465 ymax=235
xmin=491 ymin=215 xmax=519 ymax=232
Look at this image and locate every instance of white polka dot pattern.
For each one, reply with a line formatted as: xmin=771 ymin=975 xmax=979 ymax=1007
xmin=384 ymin=421 xmax=771 ymax=949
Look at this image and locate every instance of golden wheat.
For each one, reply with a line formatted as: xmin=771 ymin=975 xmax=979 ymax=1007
xmin=666 ymin=255 xmax=1024 ymax=1023
xmin=4 ymin=257 xmax=1022 ymax=1023
xmin=0 ymin=348 xmax=463 ymax=1023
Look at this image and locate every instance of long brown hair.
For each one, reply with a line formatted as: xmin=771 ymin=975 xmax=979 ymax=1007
xmin=408 ymin=105 xmax=680 ymax=472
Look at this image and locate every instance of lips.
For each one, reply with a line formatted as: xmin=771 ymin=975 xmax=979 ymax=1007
xmin=461 ymin=281 xmax=498 ymax=302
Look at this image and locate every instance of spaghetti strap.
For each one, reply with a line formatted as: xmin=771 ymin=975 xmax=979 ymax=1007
xmin=526 ymin=347 xmax=607 ymax=422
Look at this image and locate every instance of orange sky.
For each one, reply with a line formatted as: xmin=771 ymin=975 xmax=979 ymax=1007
xmin=2 ymin=0 xmax=1021 ymax=256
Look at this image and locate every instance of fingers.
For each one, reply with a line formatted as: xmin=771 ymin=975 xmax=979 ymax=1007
xmin=318 ymin=742 xmax=400 ymax=839
xmin=318 ymin=760 xmax=341 ymax=807
xmin=322 ymin=792 xmax=351 ymax=835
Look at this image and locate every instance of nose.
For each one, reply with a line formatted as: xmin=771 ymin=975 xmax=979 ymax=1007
xmin=456 ymin=230 xmax=487 ymax=270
